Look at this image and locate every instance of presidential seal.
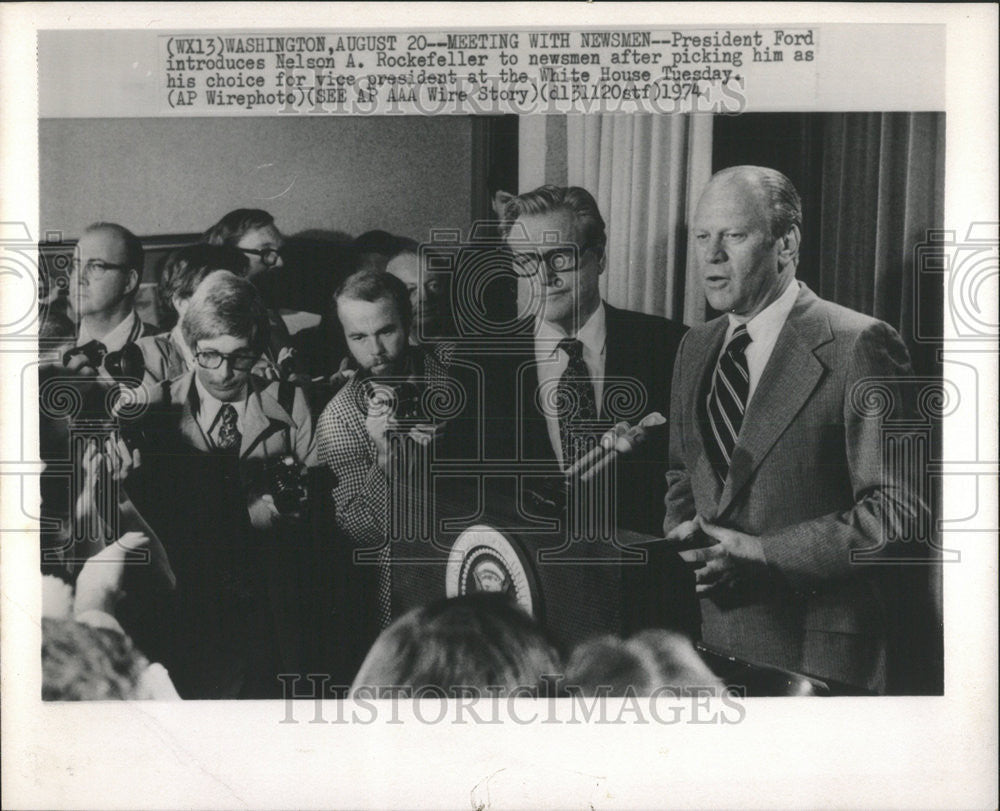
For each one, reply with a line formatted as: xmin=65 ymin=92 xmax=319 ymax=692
xmin=445 ymin=525 xmax=537 ymax=616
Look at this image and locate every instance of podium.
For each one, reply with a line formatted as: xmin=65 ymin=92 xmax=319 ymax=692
xmin=385 ymin=475 xmax=874 ymax=696
xmin=388 ymin=475 xmax=701 ymax=649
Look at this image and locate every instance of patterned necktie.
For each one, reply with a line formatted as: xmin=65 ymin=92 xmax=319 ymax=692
xmin=215 ymin=403 xmax=242 ymax=452
xmin=556 ymin=337 xmax=598 ymax=468
xmin=706 ymin=325 xmax=753 ymax=483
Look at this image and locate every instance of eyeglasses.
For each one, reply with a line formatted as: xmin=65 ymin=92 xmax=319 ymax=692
xmin=239 ymin=246 xmax=283 ymax=267
xmin=194 ymin=349 xmax=259 ymax=371
xmin=509 ymin=246 xmax=585 ymax=278
xmin=69 ymin=258 xmax=131 ymax=279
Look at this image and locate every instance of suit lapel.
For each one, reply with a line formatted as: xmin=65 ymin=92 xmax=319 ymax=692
xmin=174 ymin=374 xmax=212 ymax=453
xmin=690 ymin=319 xmax=729 ymax=511
xmin=718 ymin=286 xmax=833 ymax=515
xmin=240 ymin=378 xmax=290 ymax=459
xmin=602 ymin=303 xmax=623 ymax=401
xmin=519 ymin=337 xmax=554 ymax=462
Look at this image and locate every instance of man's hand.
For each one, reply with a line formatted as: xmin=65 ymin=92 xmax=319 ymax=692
xmin=64 ymin=351 xmax=100 ymax=377
xmin=81 ymin=434 xmax=141 ymax=484
xmin=665 ymin=517 xmax=701 ymax=543
xmin=406 ymin=421 xmax=446 ymax=447
xmin=73 ymin=531 xmax=150 ymax=617
xmin=248 ymin=492 xmax=305 ymax=530
xmin=365 ymin=406 xmax=395 ymax=471
xmin=667 ymin=517 xmax=768 ymax=595
xmin=103 ymin=435 xmax=141 ymax=482
xmin=330 ymin=356 xmax=356 ymax=389
xmin=76 ymin=438 xmax=140 ymax=543
xmin=366 ymin=414 xmax=445 ymax=470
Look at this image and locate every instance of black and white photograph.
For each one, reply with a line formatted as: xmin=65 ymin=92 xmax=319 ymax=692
xmin=2 ymin=4 xmax=996 ymax=809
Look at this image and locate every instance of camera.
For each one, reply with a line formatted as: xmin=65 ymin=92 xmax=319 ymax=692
xmin=62 ymin=341 xmax=105 ymax=370
xmin=62 ymin=341 xmax=146 ymax=383
xmin=392 ymin=380 xmax=424 ymax=423
xmin=265 ymin=454 xmax=309 ymax=514
xmin=359 ymin=377 xmax=427 ymax=425
xmin=104 ymin=342 xmax=147 ymax=381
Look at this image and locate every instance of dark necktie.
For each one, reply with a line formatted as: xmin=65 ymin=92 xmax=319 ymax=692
xmin=556 ymin=337 xmax=599 ymax=468
xmin=215 ymin=403 xmax=242 ymax=452
xmin=706 ymin=325 xmax=752 ymax=483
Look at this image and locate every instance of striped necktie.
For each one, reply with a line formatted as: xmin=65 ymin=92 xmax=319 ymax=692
xmin=705 ymin=325 xmax=752 ymax=483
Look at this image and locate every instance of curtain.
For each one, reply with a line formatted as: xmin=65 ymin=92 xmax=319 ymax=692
xmin=816 ymin=112 xmax=945 ymax=375
xmin=518 ymin=114 xmax=713 ymax=324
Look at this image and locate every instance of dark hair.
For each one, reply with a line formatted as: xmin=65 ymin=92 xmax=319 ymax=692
xmin=352 ymin=229 xmax=400 ymax=258
xmin=487 ymin=159 xmax=518 ymax=198
xmin=82 ymin=223 xmax=144 ymax=302
xmin=710 ymin=165 xmax=803 ymax=240
xmin=502 ymin=185 xmax=607 ymax=256
xmin=565 ymin=630 xmax=722 ymax=697
xmin=333 ymin=267 xmax=412 ymax=328
xmin=157 ymin=243 xmax=249 ymax=328
xmin=202 ymin=209 xmax=276 ymax=247
xmin=42 ymin=617 xmax=148 ymax=700
xmin=351 ymin=594 xmax=561 ymax=697
xmin=181 ymin=270 xmax=270 ymax=355
xmin=386 ymin=236 xmax=420 ymax=262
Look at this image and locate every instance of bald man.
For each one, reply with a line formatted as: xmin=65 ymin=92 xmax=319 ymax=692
xmin=65 ymin=222 xmax=157 ymax=378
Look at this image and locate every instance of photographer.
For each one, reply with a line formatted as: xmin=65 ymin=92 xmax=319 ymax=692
xmin=317 ymin=269 xmax=468 ymax=652
xmin=107 ymin=270 xmax=319 ymax=699
xmin=63 ymin=222 xmax=158 ymax=380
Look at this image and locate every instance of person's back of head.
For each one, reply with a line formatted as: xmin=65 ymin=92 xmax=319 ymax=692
xmin=352 ymin=230 xmax=400 ymax=273
xmin=202 ymin=209 xmax=276 ymax=247
xmin=565 ymin=629 xmax=722 ymax=697
xmin=42 ymin=617 xmax=147 ymax=700
xmin=351 ymin=593 xmax=561 ymax=697
xmin=181 ymin=269 xmax=270 ymax=357
xmin=157 ymin=243 xmax=249 ymax=328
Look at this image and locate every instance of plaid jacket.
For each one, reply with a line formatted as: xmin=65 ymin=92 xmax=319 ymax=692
xmin=316 ymin=343 xmax=455 ymax=547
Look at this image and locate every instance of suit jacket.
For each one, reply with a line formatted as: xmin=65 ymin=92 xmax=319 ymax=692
xmin=120 ymin=371 xmax=319 ymax=698
xmin=136 ymin=330 xmax=188 ymax=386
xmin=664 ymin=283 xmax=925 ymax=692
xmin=486 ymin=302 xmax=687 ymax=536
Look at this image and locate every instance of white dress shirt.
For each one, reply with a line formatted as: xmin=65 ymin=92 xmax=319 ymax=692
xmin=723 ymin=279 xmax=801 ymax=404
xmin=76 ymin=309 xmax=142 ymax=352
xmin=534 ymin=302 xmax=607 ymax=468
xmin=194 ymin=374 xmax=248 ymax=449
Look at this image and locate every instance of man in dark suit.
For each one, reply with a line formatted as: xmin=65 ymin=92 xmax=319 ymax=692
xmin=663 ymin=166 xmax=928 ymax=692
xmin=496 ymin=185 xmax=688 ymax=537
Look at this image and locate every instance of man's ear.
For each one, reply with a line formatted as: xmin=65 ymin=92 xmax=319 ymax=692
xmin=777 ymin=225 xmax=801 ymax=270
xmin=492 ymin=190 xmax=515 ymax=219
xmin=124 ymin=268 xmax=140 ymax=298
xmin=595 ymin=247 xmax=607 ymax=276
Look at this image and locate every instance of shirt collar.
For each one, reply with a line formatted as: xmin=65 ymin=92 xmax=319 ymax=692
xmin=727 ymin=278 xmax=800 ymax=343
xmin=77 ymin=309 xmax=140 ymax=352
xmin=534 ymin=301 xmax=607 ymax=362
